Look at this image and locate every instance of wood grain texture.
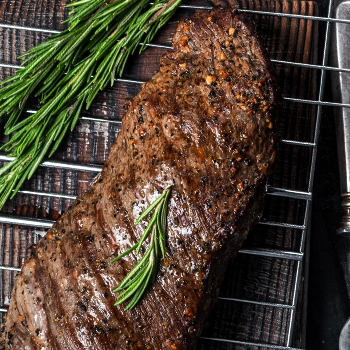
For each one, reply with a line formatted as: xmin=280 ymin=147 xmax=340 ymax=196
xmin=0 ymin=0 xmax=318 ymax=348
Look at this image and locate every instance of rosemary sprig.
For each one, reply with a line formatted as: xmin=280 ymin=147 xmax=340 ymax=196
xmin=0 ymin=0 xmax=182 ymax=209
xmin=111 ymin=187 xmax=171 ymax=310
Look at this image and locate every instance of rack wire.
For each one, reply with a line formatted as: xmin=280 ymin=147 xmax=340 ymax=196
xmin=0 ymin=0 xmax=338 ymax=348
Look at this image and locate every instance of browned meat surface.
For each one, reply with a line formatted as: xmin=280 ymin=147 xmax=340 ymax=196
xmin=1 ymin=7 xmax=280 ymax=350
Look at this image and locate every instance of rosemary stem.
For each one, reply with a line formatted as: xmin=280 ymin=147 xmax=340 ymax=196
xmin=111 ymin=186 xmax=172 ymax=309
xmin=0 ymin=0 xmax=182 ymax=210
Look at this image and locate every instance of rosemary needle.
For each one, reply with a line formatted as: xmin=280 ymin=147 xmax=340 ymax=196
xmin=111 ymin=187 xmax=171 ymax=310
xmin=0 ymin=0 xmax=182 ymax=209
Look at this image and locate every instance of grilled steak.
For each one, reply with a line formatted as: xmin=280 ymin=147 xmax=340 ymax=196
xmin=1 ymin=7 xmax=279 ymax=349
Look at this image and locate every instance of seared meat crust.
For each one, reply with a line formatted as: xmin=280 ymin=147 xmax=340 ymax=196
xmin=2 ymin=7 xmax=279 ymax=350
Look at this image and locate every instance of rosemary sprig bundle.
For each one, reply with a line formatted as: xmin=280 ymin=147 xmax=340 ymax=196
xmin=111 ymin=187 xmax=171 ymax=310
xmin=0 ymin=0 xmax=182 ymax=209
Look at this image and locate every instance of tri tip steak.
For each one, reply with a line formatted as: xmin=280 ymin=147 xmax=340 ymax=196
xmin=1 ymin=7 xmax=280 ymax=350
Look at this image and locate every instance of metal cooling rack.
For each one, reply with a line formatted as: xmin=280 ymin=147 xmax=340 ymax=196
xmin=0 ymin=0 xmax=343 ymax=349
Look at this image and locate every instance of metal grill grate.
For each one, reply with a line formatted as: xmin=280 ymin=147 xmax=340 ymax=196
xmin=0 ymin=0 xmax=338 ymax=348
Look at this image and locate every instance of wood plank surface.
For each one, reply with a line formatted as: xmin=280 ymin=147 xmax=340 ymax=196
xmin=0 ymin=0 xmax=318 ymax=348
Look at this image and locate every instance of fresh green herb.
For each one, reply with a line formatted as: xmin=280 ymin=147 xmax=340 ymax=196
xmin=0 ymin=0 xmax=182 ymax=209
xmin=111 ymin=186 xmax=172 ymax=310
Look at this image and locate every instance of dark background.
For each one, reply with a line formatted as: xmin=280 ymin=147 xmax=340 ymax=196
xmin=307 ymin=105 xmax=350 ymax=349
xmin=307 ymin=1 xmax=350 ymax=347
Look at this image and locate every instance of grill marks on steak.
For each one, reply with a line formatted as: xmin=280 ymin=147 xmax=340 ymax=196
xmin=2 ymin=8 xmax=280 ymax=350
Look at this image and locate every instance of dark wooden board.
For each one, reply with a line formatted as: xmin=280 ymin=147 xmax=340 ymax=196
xmin=0 ymin=0 xmax=318 ymax=348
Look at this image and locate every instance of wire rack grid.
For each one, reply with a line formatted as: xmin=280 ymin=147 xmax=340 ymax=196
xmin=0 ymin=0 xmax=341 ymax=349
